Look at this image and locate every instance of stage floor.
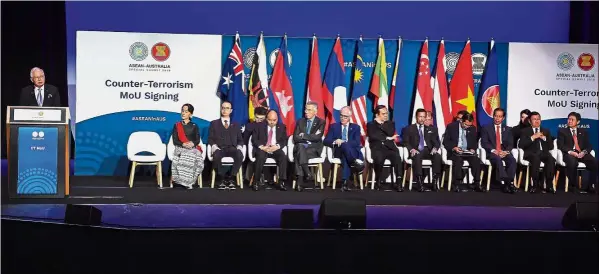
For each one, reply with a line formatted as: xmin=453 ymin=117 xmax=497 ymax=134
xmin=2 ymin=175 xmax=597 ymax=207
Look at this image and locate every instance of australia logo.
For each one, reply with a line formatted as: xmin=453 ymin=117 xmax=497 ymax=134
xmin=556 ymin=52 xmax=575 ymax=71
xmin=577 ymin=53 xmax=595 ymax=71
xmin=269 ymin=48 xmax=292 ymax=68
xmin=129 ymin=42 xmax=148 ymax=62
xmin=243 ymin=47 xmax=256 ymax=70
xmin=151 ymin=42 xmax=171 ymax=62
xmin=481 ymin=85 xmax=500 ymax=118
xmin=445 ymin=52 xmax=460 ymax=75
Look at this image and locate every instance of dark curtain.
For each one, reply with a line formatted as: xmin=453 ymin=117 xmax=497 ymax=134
xmin=570 ymin=1 xmax=598 ymax=44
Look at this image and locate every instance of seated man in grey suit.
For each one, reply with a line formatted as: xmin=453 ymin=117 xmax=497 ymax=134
xmin=208 ymin=101 xmax=244 ymax=190
xmin=292 ymin=101 xmax=325 ymax=191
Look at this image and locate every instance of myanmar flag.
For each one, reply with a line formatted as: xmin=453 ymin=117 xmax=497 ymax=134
xmin=370 ymin=37 xmax=389 ymax=109
xmin=449 ymin=40 xmax=476 ymax=125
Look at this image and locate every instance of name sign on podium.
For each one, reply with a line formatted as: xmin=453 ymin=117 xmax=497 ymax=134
xmin=6 ymin=106 xmax=71 ymax=198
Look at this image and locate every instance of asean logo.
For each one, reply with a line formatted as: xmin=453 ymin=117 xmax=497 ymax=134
xmin=471 ymin=53 xmax=487 ymax=76
xmin=269 ymin=48 xmax=292 ymax=68
xmin=151 ymin=42 xmax=171 ymax=62
xmin=577 ymin=53 xmax=595 ymax=71
xmin=556 ymin=52 xmax=575 ymax=71
xmin=481 ymin=85 xmax=500 ymax=118
xmin=129 ymin=42 xmax=148 ymax=61
xmin=38 ymin=111 xmax=44 ymax=116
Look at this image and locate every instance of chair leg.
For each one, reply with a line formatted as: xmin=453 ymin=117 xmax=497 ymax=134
xmin=198 ymin=175 xmax=203 ymax=188
xmin=211 ymin=169 xmax=216 ymax=188
xmin=565 ymin=176 xmax=569 ymax=193
xmin=517 ymin=170 xmax=523 ymax=189
xmin=371 ymin=169 xmax=376 ymax=190
xmin=332 ymin=164 xmax=339 ymax=190
xmin=402 ymin=165 xmax=408 ymax=188
xmin=238 ymin=171 xmax=243 ymax=189
xmin=524 ymin=167 xmax=530 ymax=192
xmin=553 ymin=170 xmax=560 ymax=191
xmin=409 ymin=168 xmax=414 ymax=191
xmin=157 ymin=162 xmax=164 ymax=188
xmin=486 ymin=165 xmax=492 ymax=192
xmin=128 ymin=161 xmax=137 ymax=188
xmin=359 ymin=174 xmax=364 ymax=190
xmin=441 ymin=168 xmax=446 ymax=189
xmin=318 ymin=164 xmax=324 ymax=189
xmin=447 ymin=165 xmax=453 ymax=191
xmin=578 ymin=174 xmax=582 ymax=190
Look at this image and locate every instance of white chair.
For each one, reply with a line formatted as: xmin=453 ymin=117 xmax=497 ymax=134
xmin=556 ymin=149 xmax=595 ymax=192
xmin=518 ymin=139 xmax=558 ymax=192
xmin=247 ymin=135 xmax=287 ymax=185
xmin=288 ymin=136 xmax=326 ymax=189
xmin=327 ymin=146 xmax=364 ymax=190
xmin=365 ymin=138 xmax=400 ymax=190
xmin=441 ymin=145 xmax=478 ymax=191
xmin=402 ymin=146 xmax=434 ymax=191
xmin=127 ymin=131 xmax=167 ymax=188
xmin=478 ymin=139 xmax=519 ymax=192
xmin=167 ymin=136 xmax=206 ymax=188
xmin=207 ymin=144 xmax=246 ymax=189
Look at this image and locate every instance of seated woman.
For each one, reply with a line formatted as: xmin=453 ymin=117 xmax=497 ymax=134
xmin=171 ymin=103 xmax=204 ymax=189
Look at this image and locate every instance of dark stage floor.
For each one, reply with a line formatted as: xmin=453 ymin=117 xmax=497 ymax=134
xmin=2 ymin=176 xmax=598 ymax=207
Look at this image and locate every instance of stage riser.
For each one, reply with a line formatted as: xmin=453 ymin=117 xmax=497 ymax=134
xmin=3 ymin=219 xmax=598 ymax=274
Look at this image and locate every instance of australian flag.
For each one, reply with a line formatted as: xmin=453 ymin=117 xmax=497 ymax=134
xmin=219 ymin=33 xmax=248 ymax=126
xmin=477 ymin=40 xmax=499 ymax=127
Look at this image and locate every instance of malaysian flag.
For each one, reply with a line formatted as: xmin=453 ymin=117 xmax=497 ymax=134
xmin=350 ymin=37 xmax=367 ymax=143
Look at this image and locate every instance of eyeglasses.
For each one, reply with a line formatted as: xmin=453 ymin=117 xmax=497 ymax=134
xmin=340 ymin=114 xmax=351 ymax=119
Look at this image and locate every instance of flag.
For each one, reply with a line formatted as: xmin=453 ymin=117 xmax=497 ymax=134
xmin=218 ymin=33 xmax=248 ymax=126
xmin=350 ymin=37 xmax=368 ymax=142
xmin=306 ymin=35 xmax=325 ymax=121
xmin=411 ymin=39 xmax=433 ymax=124
xmin=370 ymin=37 xmax=389 ymax=108
xmin=449 ymin=40 xmax=476 ymax=125
xmin=389 ymin=38 xmax=402 ymax=111
xmin=248 ymin=33 xmax=269 ymax=121
xmin=322 ymin=37 xmax=345 ymax=132
xmin=270 ymin=35 xmax=296 ymax=136
xmin=478 ymin=40 xmax=499 ymax=127
xmin=431 ymin=39 xmax=452 ymax=138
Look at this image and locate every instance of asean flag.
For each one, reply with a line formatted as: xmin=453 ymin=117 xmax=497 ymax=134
xmin=477 ymin=40 xmax=499 ymax=127
xmin=270 ymin=35 xmax=296 ymax=136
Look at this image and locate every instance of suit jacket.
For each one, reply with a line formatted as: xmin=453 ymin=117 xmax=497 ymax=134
xmin=19 ymin=84 xmax=61 ymax=107
xmin=511 ymin=124 xmax=529 ymax=148
xmin=208 ymin=118 xmax=243 ymax=149
xmin=519 ymin=127 xmax=554 ymax=157
xmin=480 ymin=123 xmax=514 ymax=154
xmin=252 ymin=123 xmax=287 ymax=150
xmin=324 ymin=122 xmax=362 ymax=153
xmin=557 ymin=127 xmax=592 ymax=154
xmin=367 ymin=120 xmax=399 ymax=152
xmin=443 ymin=121 xmax=478 ymax=151
xmin=293 ymin=116 xmax=325 ymax=150
xmin=243 ymin=121 xmax=261 ymax=145
xmin=403 ymin=123 xmax=440 ymax=152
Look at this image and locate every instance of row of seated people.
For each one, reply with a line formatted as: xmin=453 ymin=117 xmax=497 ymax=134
xmin=169 ymin=101 xmax=597 ymax=194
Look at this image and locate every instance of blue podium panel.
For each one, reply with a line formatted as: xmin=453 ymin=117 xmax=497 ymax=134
xmin=17 ymin=127 xmax=58 ymax=195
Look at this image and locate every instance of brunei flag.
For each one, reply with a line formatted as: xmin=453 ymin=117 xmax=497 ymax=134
xmin=248 ymin=33 xmax=270 ymax=121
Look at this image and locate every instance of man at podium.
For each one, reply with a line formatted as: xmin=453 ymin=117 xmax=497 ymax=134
xmin=19 ymin=67 xmax=61 ymax=107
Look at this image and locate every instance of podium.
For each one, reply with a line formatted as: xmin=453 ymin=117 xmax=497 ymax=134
xmin=6 ymin=106 xmax=70 ymax=198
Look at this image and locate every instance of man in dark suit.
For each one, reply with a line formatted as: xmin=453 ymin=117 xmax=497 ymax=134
xmin=557 ymin=112 xmax=597 ymax=193
xmin=208 ymin=101 xmax=244 ymax=190
xmin=443 ymin=112 xmax=483 ymax=192
xmin=293 ymin=101 xmax=325 ymax=191
xmin=404 ymin=108 xmax=442 ymax=192
xmin=511 ymin=109 xmax=531 ymax=147
xmin=251 ymin=110 xmax=288 ymax=191
xmin=424 ymin=110 xmax=441 ymax=147
xmin=19 ymin=67 xmax=61 ymax=107
xmin=243 ymin=107 xmax=268 ymax=183
xmin=480 ymin=108 xmax=517 ymax=193
xmin=324 ymin=106 xmax=365 ymax=191
xmin=367 ymin=105 xmax=404 ymax=191
xmin=519 ymin=111 xmax=556 ymax=193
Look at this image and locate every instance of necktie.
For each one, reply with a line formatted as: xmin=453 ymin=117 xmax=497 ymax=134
xmin=224 ymin=120 xmax=229 ymax=129
xmin=306 ymin=119 xmax=312 ymax=134
xmin=461 ymin=129 xmax=468 ymax=150
xmin=572 ymin=130 xmax=581 ymax=152
xmin=342 ymin=126 xmax=347 ymax=141
xmin=495 ymin=125 xmax=502 ymax=152
xmin=535 ymin=128 xmax=542 ymax=151
xmin=36 ymin=88 xmax=43 ymax=106
xmin=267 ymin=127 xmax=273 ymax=146
xmin=418 ymin=125 xmax=424 ymax=151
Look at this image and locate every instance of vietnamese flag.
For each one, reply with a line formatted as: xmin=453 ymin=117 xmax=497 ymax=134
xmin=449 ymin=40 xmax=476 ymax=125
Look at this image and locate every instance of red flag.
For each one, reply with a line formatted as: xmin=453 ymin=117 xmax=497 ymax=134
xmin=432 ymin=40 xmax=452 ymax=137
xmin=306 ymin=36 xmax=326 ymax=133
xmin=449 ymin=40 xmax=476 ymax=125
xmin=270 ymin=35 xmax=296 ymax=136
xmin=411 ymin=39 xmax=432 ymax=123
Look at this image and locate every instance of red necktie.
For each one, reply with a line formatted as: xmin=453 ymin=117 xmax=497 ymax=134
xmin=267 ymin=127 xmax=273 ymax=146
xmin=572 ymin=130 xmax=581 ymax=152
xmin=224 ymin=120 xmax=229 ymax=129
xmin=495 ymin=125 xmax=502 ymax=152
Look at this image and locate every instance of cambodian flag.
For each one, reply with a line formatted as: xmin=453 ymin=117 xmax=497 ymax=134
xmin=478 ymin=40 xmax=499 ymax=127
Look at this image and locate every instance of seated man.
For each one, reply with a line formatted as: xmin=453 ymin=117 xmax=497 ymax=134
xmin=251 ymin=110 xmax=288 ymax=191
xmin=367 ymin=105 xmax=404 ymax=192
xmin=243 ymin=107 xmax=268 ymax=184
xmin=208 ymin=101 xmax=244 ymax=190
xmin=519 ymin=111 xmax=556 ymax=193
xmin=480 ymin=108 xmax=517 ymax=193
xmin=292 ymin=101 xmax=325 ymax=191
xmin=443 ymin=112 xmax=482 ymax=192
xmin=404 ymin=108 xmax=442 ymax=192
xmin=557 ymin=111 xmax=597 ymax=194
xmin=324 ymin=106 xmax=365 ymax=192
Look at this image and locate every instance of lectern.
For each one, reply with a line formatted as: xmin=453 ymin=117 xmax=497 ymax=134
xmin=6 ymin=106 xmax=70 ymax=198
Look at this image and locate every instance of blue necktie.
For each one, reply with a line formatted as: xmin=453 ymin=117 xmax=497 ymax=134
xmin=306 ymin=119 xmax=312 ymax=134
xmin=418 ymin=125 xmax=424 ymax=151
xmin=36 ymin=88 xmax=43 ymax=106
xmin=460 ymin=129 xmax=468 ymax=150
xmin=342 ymin=126 xmax=347 ymax=141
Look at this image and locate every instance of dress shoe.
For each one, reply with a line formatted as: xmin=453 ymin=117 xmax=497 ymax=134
xmin=432 ymin=176 xmax=440 ymax=192
xmin=374 ymin=180 xmax=382 ymax=191
xmin=351 ymin=160 xmax=365 ymax=175
xmin=452 ymin=182 xmax=467 ymax=193
xmin=342 ymin=180 xmax=350 ymax=192
xmin=547 ymin=186 xmax=556 ymax=194
xmin=395 ymin=177 xmax=404 ymax=192
xmin=279 ymin=181 xmax=287 ymax=191
xmin=416 ymin=176 xmax=426 ymax=192
xmin=304 ymin=173 xmax=314 ymax=182
xmin=218 ymin=182 xmax=227 ymax=190
xmin=472 ymin=182 xmax=484 ymax=192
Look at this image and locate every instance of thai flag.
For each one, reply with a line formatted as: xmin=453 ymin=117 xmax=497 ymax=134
xmin=432 ymin=40 xmax=452 ymax=138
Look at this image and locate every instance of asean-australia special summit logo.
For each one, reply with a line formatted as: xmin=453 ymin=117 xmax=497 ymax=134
xmin=556 ymin=52 xmax=575 ymax=71
xmin=129 ymin=42 xmax=149 ymax=61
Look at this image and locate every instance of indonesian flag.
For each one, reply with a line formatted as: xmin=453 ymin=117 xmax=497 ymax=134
xmin=431 ymin=40 xmax=452 ymax=138
xmin=449 ymin=39 xmax=476 ymax=125
xmin=370 ymin=37 xmax=389 ymax=108
xmin=411 ymin=39 xmax=432 ymax=124
xmin=306 ymin=35 xmax=325 ymax=124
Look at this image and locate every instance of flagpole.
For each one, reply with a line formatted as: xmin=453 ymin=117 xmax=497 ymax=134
xmin=229 ymin=33 xmax=494 ymax=43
